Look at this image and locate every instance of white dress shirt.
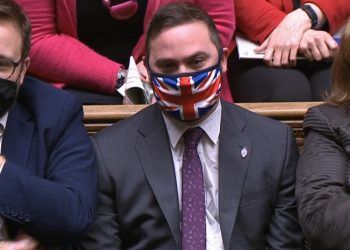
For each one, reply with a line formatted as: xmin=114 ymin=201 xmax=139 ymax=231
xmin=162 ymin=102 xmax=224 ymax=250
xmin=0 ymin=112 xmax=8 ymax=240
xmin=0 ymin=112 xmax=8 ymax=155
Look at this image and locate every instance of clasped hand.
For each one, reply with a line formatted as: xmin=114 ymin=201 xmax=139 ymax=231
xmin=0 ymin=231 xmax=38 ymax=250
xmin=255 ymin=9 xmax=338 ymax=67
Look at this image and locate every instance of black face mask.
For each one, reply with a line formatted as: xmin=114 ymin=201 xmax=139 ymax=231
xmin=0 ymin=78 xmax=19 ymax=117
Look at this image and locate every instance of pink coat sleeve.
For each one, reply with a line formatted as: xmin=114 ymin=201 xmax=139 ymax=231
xmin=195 ymin=0 xmax=235 ymax=48
xmin=17 ymin=0 xmax=121 ymax=94
xmin=194 ymin=0 xmax=236 ymax=103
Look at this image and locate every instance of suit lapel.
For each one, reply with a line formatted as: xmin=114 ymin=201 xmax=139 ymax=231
xmin=135 ymin=105 xmax=181 ymax=248
xmin=219 ymin=102 xmax=253 ymax=250
xmin=2 ymin=102 xmax=35 ymax=170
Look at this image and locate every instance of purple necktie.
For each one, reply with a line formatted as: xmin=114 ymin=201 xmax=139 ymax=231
xmin=181 ymin=127 xmax=206 ymax=250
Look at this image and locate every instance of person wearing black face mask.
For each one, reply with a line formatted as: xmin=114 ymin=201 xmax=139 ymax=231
xmin=0 ymin=76 xmax=19 ymax=118
xmin=80 ymin=3 xmax=304 ymax=250
xmin=0 ymin=0 xmax=97 ymax=249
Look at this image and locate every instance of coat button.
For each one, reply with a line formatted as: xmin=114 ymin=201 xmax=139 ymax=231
xmin=18 ymin=211 xmax=24 ymax=220
xmin=24 ymin=214 xmax=31 ymax=223
xmin=11 ymin=209 xmax=18 ymax=217
xmin=4 ymin=206 xmax=10 ymax=215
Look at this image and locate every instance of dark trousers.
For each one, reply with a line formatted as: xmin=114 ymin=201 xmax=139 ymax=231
xmin=228 ymin=51 xmax=332 ymax=102
xmin=64 ymin=88 xmax=123 ymax=104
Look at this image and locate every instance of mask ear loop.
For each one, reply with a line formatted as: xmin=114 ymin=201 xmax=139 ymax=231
xmin=14 ymin=57 xmax=25 ymax=97
xmin=102 ymin=0 xmax=138 ymax=20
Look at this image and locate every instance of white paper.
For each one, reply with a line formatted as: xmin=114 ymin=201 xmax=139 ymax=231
xmin=117 ymin=56 xmax=153 ymax=104
xmin=235 ymin=33 xmax=264 ymax=59
xmin=235 ymin=27 xmax=344 ymax=60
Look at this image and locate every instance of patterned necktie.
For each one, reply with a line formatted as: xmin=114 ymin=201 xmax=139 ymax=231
xmin=181 ymin=127 xmax=206 ymax=250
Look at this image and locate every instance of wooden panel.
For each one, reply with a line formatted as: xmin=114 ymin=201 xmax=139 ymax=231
xmin=83 ymin=102 xmax=321 ymax=123
xmin=83 ymin=102 xmax=322 ymax=149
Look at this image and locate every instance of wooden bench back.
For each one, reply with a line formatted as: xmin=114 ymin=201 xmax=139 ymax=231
xmin=83 ymin=102 xmax=322 ymax=149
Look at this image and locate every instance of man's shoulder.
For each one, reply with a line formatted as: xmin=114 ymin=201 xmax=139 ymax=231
xmin=20 ymin=76 xmax=79 ymax=104
xmin=92 ymin=104 xmax=163 ymax=158
xmin=221 ymin=101 xmax=293 ymax=152
xmin=94 ymin=104 xmax=159 ymax=142
xmin=17 ymin=76 xmax=82 ymax=126
xmin=304 ymin=103 xmax=350 ymax=136
xmin=19 ymin=76 xmax=81 ymax=113
xmin=222 ymin=101 xmax=289 ymax=132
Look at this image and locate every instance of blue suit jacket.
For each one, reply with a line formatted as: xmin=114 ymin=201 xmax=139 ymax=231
xmin=0 ymin=76 xmax=97 ymax=246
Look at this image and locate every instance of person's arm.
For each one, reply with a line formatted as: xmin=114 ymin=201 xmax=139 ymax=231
xmin=0 ymin=231 xmax=38 ymax=250
xmin=195 ymin=0 xmax=235 ymax=48
xmin=235 ymin=0 xmax=310 ymax=67
xmin=0 ymin=96 xmax=97 ymax=245
xmin=303 ymin=0 xmax=350 ymax=34
xmin=78 ymin=137 xmax=122 ymax=249
xmin=16 ymin=0 xmax=121 ymax=94
xmin=299 ymin=29 xmax=338 ymax=61
xmin=297 ymin=1 xmax=348 ymax=61
xmin=235 ymin=0 xmax=289 ymax=44
xmin=254 ymin=9 xmax=312 ymax=67
xmin=296 ymin=107 xmax=350 ymax=249
xmin=266 ymin=126 xmax=304 ymax=249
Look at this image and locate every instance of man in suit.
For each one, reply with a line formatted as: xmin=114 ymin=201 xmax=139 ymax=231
xmin=81 ymin=3 xmax=304 ymax=249
xmin=0 ymin=0 xmax=96 ymax=248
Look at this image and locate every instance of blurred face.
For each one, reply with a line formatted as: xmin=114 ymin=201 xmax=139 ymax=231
xmin=0 ymin=20 xmax=29 ymax=84
xmin=147 ymin=21 xmax=227 ymax=74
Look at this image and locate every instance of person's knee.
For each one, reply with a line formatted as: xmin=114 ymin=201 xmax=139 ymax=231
xmin=309 ymin=67 xmax=331 ymax=101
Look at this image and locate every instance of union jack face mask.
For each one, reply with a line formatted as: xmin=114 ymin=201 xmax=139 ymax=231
xmin=150 ymin=62 xmax=222 ymax=122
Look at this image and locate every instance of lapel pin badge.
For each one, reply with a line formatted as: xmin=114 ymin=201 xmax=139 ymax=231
xmin=241 ymin=146 xmax=248 ymax=159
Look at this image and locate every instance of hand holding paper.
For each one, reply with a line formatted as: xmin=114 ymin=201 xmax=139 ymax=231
xmin=117 ymin=56 xmax=153 ymax=104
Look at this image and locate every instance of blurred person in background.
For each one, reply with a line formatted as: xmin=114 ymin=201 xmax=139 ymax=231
xmin=229 ymin=0 xmax=350 ymax=102
xmin=296 ymin=19 xmax=350 ymax=249
xmin=16 ymin=0 xmax=235 ymax=104
xmin=0 ymin=0 xmax=96 ymax=249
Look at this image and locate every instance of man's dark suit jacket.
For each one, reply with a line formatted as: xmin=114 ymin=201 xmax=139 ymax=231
xmin=82 ymin=101 xmax=304 ymax=249
xmin=0 ymin=76 xmax=97 ymax=246
xmin=297 ymin=104 xmax=350 ymax=250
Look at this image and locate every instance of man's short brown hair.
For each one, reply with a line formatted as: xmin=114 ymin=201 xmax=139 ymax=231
xmin=145 ymin=3 xmax=221 ymax=58
xmin=0 ymin=0 xmax=31 ymax=59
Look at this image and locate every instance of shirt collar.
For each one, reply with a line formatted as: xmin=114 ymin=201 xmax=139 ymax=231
xmin=0 ymin=112 xmax=9 ymax=131
xmin=162 ymin=101 xmax=222 ymax=149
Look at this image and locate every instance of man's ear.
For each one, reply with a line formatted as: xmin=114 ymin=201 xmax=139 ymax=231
xmin=18 ymin=57 xmax=30 ymax=85
xmin=220 ymin=48 xmax=229 ymax=73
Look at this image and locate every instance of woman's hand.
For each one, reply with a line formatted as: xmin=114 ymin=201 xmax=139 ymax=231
xmin=0 ymin=231 xmax=39 ymax=250
xmin=255 ymin=9 xmax=312 ymax=67
xmin=299 ymin=29 xmax=338 ymax=61
xmin=137 ymin=60 xmax=149 ymax=83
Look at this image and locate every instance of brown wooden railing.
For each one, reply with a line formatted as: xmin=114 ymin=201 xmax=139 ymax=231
xmin=83 ymin=102 xmax=322 ymax=149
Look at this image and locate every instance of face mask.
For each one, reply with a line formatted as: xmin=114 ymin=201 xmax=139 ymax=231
xmin=150 ymin=63 xmax=222 ymax=122
xmin=0 ymin=78 xmax=19 ymax=117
